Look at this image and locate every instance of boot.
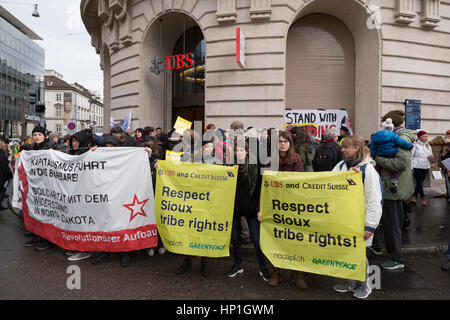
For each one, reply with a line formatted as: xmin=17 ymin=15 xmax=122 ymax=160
xmin=291 ymin=270 xmax=308 ymax=289
xmin=175 ymin=257 xmax=191 ymax=275
xmin=268 ymin=267 xmax=282 ymax=287
xmin=201 ymin=260 xmax=210 ymax=278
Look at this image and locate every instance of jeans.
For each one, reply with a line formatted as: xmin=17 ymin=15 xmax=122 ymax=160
xmin=381 ymin=200 xmax=404 ymax=263
xmin=231 ymin=216 xmax=267 ymax=270
xmin=413 ymin=168 xmax=429 ymax=198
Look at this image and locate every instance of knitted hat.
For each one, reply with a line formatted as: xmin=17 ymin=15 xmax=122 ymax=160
xmin=380 ymin=118 xmax=394 ymax=131
xmin=381 ymin=110 xmax=405 ymax=128
xmin=417 ymin=130 xmax=428 ymax=139
xmin=32 ymin=125 xmax=47 ymax=136
xmin=446 ymin=129 xmax=450 ymax=136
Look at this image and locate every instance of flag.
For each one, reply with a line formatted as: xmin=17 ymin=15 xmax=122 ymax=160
xmin=120 ymin=112 xmax=132 ymax=132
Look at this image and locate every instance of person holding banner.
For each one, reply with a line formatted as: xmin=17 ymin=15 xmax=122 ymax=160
xmin=261 ymin=131 xmax=308 ymax=289
xmin=142 ymin=141 xmax=167 ymax=257
xmin=24 ymin=126 xmax=60 ymax=251
xmin=66 ymin=130 xmax=95 ymax=261
xmin=332 ymin=135 xmax=382 ymax=299
xmin=227 ymin=140 xmax=270 ymax=282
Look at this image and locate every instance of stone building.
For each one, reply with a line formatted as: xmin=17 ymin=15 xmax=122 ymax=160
xmin=45 ymin=70 xmax=104 ymax=136
xmin=81 ymin=0 xmax=449 ymax=139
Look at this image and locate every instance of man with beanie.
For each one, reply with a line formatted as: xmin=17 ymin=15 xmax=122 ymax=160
xmin=369 ymin=117 xmax=413 ymax=193
xmin=25 ymin=125 xmax=60 ymax=251
xmin=372 ymin=110 xmax=415 ymax=270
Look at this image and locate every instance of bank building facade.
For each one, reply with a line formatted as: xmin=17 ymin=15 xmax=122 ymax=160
xmin=81 ymin=0 xmax=449 ymax=139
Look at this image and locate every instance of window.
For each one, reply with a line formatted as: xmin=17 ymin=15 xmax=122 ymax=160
xmin=56 ymin=93 xmax=61 ymax=101
xmin=55 ymin=105 xmax=62 ymax=117
xmin=56 ymin=124 xmax=62 ymax=133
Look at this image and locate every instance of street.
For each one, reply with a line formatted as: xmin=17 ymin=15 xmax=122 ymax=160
xmin=0 ymin=201 xmax=448 ymax=301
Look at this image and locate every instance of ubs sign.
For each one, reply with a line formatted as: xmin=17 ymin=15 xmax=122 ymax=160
xmin=150 ymin=53 xmax=194 ymax=75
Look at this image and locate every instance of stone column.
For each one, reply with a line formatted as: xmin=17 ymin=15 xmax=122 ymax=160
xmin=216 ymin=0 xmax=237 ymax=23
xmin=394 ymin=0 xmax=416 ymax=24
xmin=250 ymin=0 xmax=271 ymax=21
xmin=421 ymin=0 xmax=441 ymax=28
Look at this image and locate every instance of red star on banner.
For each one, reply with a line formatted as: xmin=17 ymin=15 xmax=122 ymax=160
xmin=122 ymin=195 xmax=149 ymax=222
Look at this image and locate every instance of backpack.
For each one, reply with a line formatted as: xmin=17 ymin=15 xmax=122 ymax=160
xmin=313 ymin=143 xmax=338 ymax=171
xmin=340 ymin=162 xmax=385 ymax=204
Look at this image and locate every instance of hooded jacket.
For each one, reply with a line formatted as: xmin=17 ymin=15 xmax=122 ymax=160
xmin=69 ymin=130 xmax=92 ymax=155
xmin=333 ymin=156 xmax=382 ymax=247
xmin=375 ymin=128 xmax=415 ymax=201
xmin=370 ymin=129 xmax=413 ymax=158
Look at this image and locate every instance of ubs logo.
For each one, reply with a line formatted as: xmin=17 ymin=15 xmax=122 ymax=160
xmin=264 ymin=180 xmax=283 ymax=188
xmin=346 ymin=178 xmax=357 ymax=186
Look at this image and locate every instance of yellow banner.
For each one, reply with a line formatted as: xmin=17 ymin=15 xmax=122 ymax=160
xmin=155 ymin=161 xmax=238 ymax=257
xmin=260 ymin=171 xmax=366 ymax=281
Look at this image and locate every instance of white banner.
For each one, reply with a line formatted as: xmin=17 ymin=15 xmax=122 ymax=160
xmin=285 ymin=109 xmax=353 ymax=141
xmin=13 ymin=147 xmax=157 ymax=252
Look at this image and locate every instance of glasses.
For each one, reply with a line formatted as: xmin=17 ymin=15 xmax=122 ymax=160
xmin=279 ymin=140 xmax=289 ymax=144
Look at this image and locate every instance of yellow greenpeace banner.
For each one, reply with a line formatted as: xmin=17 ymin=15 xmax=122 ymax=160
xmin=155 ymin=160 xmax=238 ymax=257
xmin=260 ymin=171 xmax=366 ymax=281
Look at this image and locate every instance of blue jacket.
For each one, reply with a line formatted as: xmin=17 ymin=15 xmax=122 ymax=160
xmin=370 ymin=130 xmax=413 ymax=158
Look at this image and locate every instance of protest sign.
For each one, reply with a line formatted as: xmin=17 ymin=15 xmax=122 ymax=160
xmin=173 ymin=116 xmax=192 ymax=135
xmin=13 ymin=147 xmax=157 ymax=252
xmin=165 ymin=150 xmax=183 ymax=162
xmin=260 ymin=171 xmax=366 ymax=281
xmin=155 ymin=160 xmax=237 ymax=257
xmin=285 ymin=109 xmax=353 ymax=141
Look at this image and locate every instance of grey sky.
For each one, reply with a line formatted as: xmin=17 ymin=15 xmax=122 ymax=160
xmin=2 ymin=0 xmax=103 ymax=97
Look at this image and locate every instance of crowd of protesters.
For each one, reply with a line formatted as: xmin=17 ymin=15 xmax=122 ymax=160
xmin=4 ymin=109 xmax=450 ymax=298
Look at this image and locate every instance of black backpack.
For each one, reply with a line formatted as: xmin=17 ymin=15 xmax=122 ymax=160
xmin=313 ymin=143 xmax=338 ymax=172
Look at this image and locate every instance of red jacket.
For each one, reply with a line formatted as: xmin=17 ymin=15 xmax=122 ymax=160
xmin=279 ymin=153 xmax=304 ymax=172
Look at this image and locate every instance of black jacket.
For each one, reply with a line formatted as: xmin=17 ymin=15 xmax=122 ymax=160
xmin=69 ymin=131 xmax=93 ymax=155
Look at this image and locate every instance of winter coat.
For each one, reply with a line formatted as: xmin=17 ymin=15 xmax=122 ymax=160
xmin=234 ymin=155 xmax=261 ymax=218
xmin=370 ymin=130 xmax=413 ymax=158
xmin=279 ymin=153 xmax=304 ymax=172
xmin=69 ymin=131 xmax=92 ymax=155
xmin=0 ymin=149 xmax=12 ymax=186
xmin=375 ymin=128 xmax=415 ymax=201
xmin=333 ymin=156 xmax=382 ymax=247
xmin=32 ymin=138 xmax=59 ymax=151
xmin=297 ymin=144 xmax=315 ymax=172
xmin=411 ymin=140 xmax=433 ymax=169
xmin=312 ymin=141 xmax=344 ymax=172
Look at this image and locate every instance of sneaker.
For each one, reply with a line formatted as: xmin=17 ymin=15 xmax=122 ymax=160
xmin=441 ymin=261 xmax=450 ymax=271
xmin=410 ymin=196 xmax=416 ymax=204
xmin=367 ymin=247 xmax=382 ymax=255
xmin=24 ymin=238 xmax=41 ymax=247
xmin=226 ymin=265 xmax=243 ymax=278
xmin=91 ymin=252 xmax=110 ymax=265
xmin=353 ymin=284 xmax=372 ymax=299
xmin=158 ymin=247 xmax=167 ymax=255
xmin=421 ymin=199 xmax=427 ymax=206
xmin=146 ymin=248 xmax=155 ymax=256
xmin=35 ymin=241 xmax=50 ymax=251
xmin=259 ymin=268 xmax=271 ymax=282
xmin=333 ymin=281 xmax=357 ymax=293
xmin=381 ymin=259 xmax=405 ymax=270
xmin=65 ymin=250 xmax=78 ymax=256
xmin=389 ymin=179 xmax=398 ymax=193
xmin=68 ymin=252 xmax=92 ymax=261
